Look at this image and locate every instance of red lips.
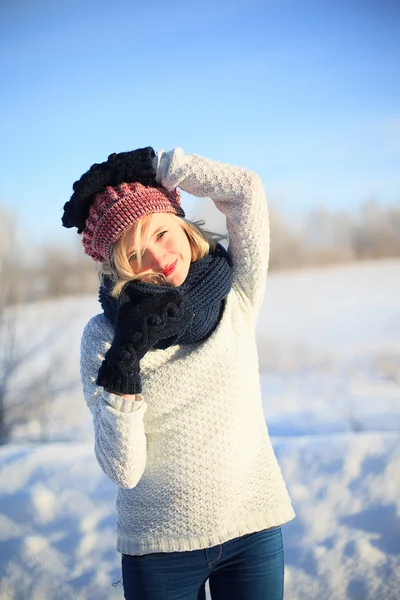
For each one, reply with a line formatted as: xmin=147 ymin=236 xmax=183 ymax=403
xmin=162 ymin=259 xmax=178 ymax=276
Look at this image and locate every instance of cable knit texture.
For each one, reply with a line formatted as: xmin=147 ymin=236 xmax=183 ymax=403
xmin=96 ymin=290 xmax=195 ymax=395
xmin=80 ymin=148 xmax=295 ymax=555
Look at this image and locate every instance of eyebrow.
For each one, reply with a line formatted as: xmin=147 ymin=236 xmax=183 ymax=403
xmin=127 ymin=225 xmax=167 ymax=257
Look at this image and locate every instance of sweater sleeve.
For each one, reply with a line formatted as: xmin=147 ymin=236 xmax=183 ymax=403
xmin=154 ymin=148 xmax=270 ymax=318
xmin=80 ymin=315 xmax=148 ymax=489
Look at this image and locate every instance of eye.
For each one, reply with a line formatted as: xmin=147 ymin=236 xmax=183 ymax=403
xmin=157 ymin=231 xmax=167 ymax=239
xmin=128 ymin=253 xmax=137 ymax=263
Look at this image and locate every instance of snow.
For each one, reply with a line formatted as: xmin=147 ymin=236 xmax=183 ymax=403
xmin=0 ymin=259 xmax=399 ymax=599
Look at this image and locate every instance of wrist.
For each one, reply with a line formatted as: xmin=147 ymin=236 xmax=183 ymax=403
xmin=120 ymin=393 xmax=140 ymax=401
xmin=105 ymin=392 xmax=145 ymax=414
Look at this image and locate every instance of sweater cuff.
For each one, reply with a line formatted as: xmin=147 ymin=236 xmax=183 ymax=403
xmin=105 ymin=392 xmax=146 ymax=414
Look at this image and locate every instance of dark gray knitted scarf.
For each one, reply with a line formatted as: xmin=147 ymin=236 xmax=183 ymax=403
xmin=99 ymin=242 xmax=233 ymax=349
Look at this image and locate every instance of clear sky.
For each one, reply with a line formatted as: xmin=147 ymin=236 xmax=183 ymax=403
xmin=1 ymin=0 xmax=399 ymax=247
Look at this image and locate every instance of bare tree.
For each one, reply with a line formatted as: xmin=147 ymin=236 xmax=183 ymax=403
xmin=0 ymin=206 xmax=22 ymax=441
xmin=7 ymin=345 xmax=78 ymax=443
xmin=0 ymin=303 xmax=74 ymax=444
xmin=0 ymin=205 xmax=75 ymax=443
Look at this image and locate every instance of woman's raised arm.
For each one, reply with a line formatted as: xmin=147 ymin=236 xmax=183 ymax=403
xmin=153 ymin=148 xmax=270 ymax=318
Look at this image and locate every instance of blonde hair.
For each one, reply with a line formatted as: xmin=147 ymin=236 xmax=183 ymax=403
xmin=99 ymin=214 xmax=226 ymax=298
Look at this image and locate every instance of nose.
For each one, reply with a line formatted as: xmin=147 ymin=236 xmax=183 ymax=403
xmin=144 ymin=247 xmax=166 ymax=272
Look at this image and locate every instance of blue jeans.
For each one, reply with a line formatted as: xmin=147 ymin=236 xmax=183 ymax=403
xmin=121 ymin=527 xmax=284 ymax=599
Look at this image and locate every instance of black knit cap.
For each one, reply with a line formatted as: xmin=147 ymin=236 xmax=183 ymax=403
xmin=62 ymin=147 xmax=159 ymax=233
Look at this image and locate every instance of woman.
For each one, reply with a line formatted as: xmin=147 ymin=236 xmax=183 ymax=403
xmin=62 ymin=146 xmax=295 ymax=600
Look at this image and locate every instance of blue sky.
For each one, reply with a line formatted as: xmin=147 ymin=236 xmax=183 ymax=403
xmin=1 ymin=0 xmax=399 ymax=247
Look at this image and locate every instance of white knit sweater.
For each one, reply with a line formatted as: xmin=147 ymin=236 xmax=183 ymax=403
xmin=80 ymin=148 xmax=295 ymax=556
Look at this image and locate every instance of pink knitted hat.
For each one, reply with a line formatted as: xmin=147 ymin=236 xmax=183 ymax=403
xmin=82 ymin=182 xmax=185 ymax=262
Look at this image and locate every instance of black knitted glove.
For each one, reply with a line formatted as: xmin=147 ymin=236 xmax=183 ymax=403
xmin=96 ymin=290 xmax=194 ymax=395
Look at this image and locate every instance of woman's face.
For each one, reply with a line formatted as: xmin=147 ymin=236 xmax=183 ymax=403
xmin=126 ymin=213 xmax=192 ymax=287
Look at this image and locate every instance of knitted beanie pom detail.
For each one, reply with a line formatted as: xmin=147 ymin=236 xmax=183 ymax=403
xmin=82 ymin=182 xmax=185 ymax=262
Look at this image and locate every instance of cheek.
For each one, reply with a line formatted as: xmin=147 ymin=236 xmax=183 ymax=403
xmin=173 ymin=231 xmax=190 ymax=258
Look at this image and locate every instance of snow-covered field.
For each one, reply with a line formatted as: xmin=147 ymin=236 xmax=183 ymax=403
xmin=0 ymin=259 xmax=399 ymax=599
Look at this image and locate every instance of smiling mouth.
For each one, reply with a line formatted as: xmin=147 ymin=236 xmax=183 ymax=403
xmin=162 ymin=259 xmax=178 ymax=276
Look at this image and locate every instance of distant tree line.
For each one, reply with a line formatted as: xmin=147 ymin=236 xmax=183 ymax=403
xmin=269 ymin=200 xmax=400 ymax=270
xmin=0 ymin=200 xmax=400 ymax=306
xmin=0 ymin=205 xmax=99 ymax=305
